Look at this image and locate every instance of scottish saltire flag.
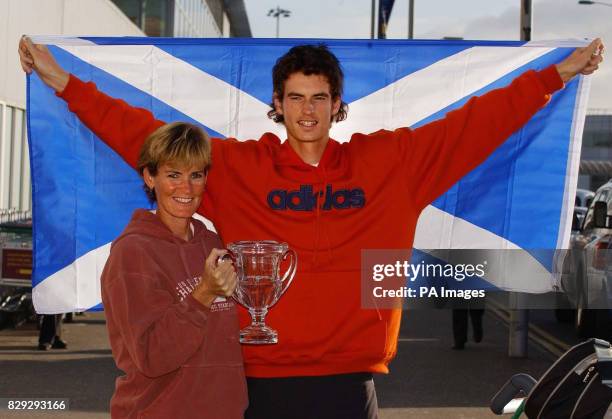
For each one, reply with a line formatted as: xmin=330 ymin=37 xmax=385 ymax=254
xmin=27 ymin=37 xmax=591 ymax=314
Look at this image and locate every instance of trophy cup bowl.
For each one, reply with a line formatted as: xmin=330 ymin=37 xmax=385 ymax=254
xmin=228 ymin=241 xmax=297 ymax=344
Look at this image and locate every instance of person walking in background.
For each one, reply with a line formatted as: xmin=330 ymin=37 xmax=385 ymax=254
xmin=452 ymin=307 xmax=484 ymax=350
xmin=37 ymin=314 xmax=66 ymax=350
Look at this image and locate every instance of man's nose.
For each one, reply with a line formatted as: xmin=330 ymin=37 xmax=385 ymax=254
xmin=303 ymin=99 xmax=315 ymax=113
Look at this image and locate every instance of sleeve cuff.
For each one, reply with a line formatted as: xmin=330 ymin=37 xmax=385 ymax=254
xmin=186 ymin=293 xmax=211 ymax=311
xmin=536 ymin=65 xmax=565 ymax=95
xmin=56 ymin=73 xmax=86 ymax=102
xmin=181 ymin=294 xmax=210 ymax=327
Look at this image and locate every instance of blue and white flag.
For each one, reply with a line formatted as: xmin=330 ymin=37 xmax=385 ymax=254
xmin=27 ymin=37 xmax=591 ymax=314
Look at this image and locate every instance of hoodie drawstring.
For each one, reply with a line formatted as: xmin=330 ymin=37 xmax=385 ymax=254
xmin=176 ymin=221 xmax=206 ymax=284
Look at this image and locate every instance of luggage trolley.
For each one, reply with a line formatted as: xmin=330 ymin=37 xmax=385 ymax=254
xmin=490 ymin=338 xmax=612 ymax=418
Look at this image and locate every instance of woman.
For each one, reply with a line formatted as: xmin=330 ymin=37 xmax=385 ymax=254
xmin=101 ymin=122 xmax=247 ymax=418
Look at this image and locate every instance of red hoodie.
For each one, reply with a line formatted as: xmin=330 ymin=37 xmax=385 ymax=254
xmin=101 ymin=209 xmax=247 ymax=418
xmin=62 ymin=65 xmax=563 ymax=378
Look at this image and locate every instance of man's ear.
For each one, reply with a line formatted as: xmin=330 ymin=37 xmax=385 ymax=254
xmin=332 ymin=96 xmax=341 ymax=117
xmin=143 ymin=167 xmax=155 ymax=189
xmin=273 ymin=93 xmax=283 ymax=116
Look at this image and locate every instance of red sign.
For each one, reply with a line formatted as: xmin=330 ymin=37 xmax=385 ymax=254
xmin=2 ymin=248 xmax=32 ymax=280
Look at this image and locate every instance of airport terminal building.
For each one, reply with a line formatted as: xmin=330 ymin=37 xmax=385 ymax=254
xmin=0 ymin=2 xmax=609 ymax=216
xmin=580 ymin=112 xmax=612 ymax=191
xmin=0 ymin=0 xmax=250 ymax=218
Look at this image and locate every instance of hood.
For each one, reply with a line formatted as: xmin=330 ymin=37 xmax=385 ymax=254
xmin=112 ymin=209 xmax=211 ymax=249
xmin=259 ymin=132 xmax=349 ymax=183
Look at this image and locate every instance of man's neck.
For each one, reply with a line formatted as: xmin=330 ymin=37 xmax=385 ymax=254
xmin=288 ymin=138 xmax=329 ymax=165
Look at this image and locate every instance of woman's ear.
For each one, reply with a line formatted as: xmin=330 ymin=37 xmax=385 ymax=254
xmin=143 ymin=167 xmax=155 ymax=189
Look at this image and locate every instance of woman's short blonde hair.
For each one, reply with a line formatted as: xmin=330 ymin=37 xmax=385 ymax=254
xmin=137 ymin=122 xmax=211 ymax=202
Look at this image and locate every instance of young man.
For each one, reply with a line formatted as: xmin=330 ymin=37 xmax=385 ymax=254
xmin=19 ymin=38 xmax=603 ymax=419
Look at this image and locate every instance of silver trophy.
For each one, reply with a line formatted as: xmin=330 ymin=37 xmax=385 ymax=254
xmin=228 ymin=241 xmax=297 ymax=344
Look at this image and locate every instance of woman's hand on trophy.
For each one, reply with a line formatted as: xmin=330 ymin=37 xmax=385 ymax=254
xmin=192 ymin=249 xmax=237 ymax=308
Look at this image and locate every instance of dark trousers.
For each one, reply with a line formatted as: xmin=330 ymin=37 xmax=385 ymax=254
xmin=245 ymin=373 xmax=379 ymax=419
xmin=452 ymin=308 xmax=484 ymax=345
xmin=38 ymin=314 xmax=62 ymax=344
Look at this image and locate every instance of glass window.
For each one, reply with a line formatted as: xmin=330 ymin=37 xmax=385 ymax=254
xmin=583 ymin=115 xmax=612 ymax=148
xmin=112 ymin=0 xmax=142 ymax=27
xmin=144 ymin=0 xmax=170 ymax=37
xmin=583 ymin=189 xmax=610 ymax=230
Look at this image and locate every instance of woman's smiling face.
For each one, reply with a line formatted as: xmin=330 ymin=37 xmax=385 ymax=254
xmin=144 ymin=163 xmax=207 ymax=231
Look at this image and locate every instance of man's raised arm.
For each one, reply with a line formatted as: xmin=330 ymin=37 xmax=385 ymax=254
xmin=18 ymin=36 xmax=164 ymax=169
xmin=396 ymin=38 xmax=604 ymax=209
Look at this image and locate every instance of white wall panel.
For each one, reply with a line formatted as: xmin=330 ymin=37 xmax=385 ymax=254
xmin=9 ymin=108 xmax=24 ymax=209
xmin=20 ymin=121 xmax=31 ymax=212
xmin=0 ymin=104 xmax=12 ymax=209
xmin=1 ymin=0 xmax=145 ymax=108
xmin=174 ymin=0 xmax=221 ymax=37
xmin=0 ymin=104 xmax=30 ymax=212
xmin=0 ymin=0 xmax=145 ymax=212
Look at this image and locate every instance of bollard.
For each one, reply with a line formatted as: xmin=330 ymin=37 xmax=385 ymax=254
xmin=509 ymin=292 xmax=529 ymax=358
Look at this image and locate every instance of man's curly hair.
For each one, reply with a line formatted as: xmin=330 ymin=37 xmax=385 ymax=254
xmin=267 ymin=44 xmax=348 ymax=123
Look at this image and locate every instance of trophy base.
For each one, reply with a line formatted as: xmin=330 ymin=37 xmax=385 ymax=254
xmin=239 ymin=325 xmax=278 ymax=345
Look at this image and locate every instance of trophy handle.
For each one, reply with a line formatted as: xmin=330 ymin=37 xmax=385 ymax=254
xmin=278 ymin=248 xmax=297 ymax=297
xmin=224 ymin=250 xmax=245 ymax=307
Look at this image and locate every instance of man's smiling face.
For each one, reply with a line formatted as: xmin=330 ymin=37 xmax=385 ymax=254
xmin=274 ymin=72 xmax=341 ymax=147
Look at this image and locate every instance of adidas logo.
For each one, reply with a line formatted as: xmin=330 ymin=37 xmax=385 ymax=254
xmin=267 ymin=184 xmax=366 ymax=211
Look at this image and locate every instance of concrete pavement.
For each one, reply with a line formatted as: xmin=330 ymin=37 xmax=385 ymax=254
xmin=0 ymin=306 xmax=558 ymax=418
xmin=377 ymin=308 xmax=554 ymax=418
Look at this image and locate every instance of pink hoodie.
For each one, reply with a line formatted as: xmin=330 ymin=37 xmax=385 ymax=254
xmin=101 ymin=209 xmax=247 ymax=418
